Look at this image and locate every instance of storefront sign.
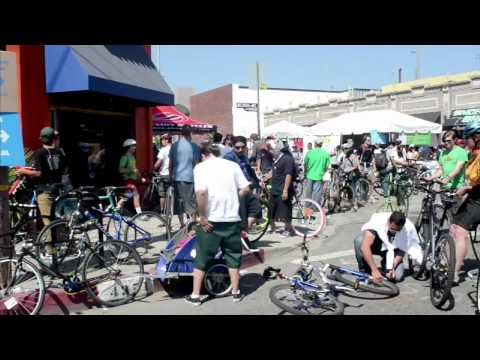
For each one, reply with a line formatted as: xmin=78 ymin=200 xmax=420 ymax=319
xmin=407 ymin=133 xmax=432 ymax=146
xmin=0 ymin=51 xmax=19 ymax=113
xmin=236 ymin=102 xmax=258 ymax=112
xmin=451 ymin=108 xmax=480 ymax=124
xmin=0 ymin=113 xmax=25 ymax=166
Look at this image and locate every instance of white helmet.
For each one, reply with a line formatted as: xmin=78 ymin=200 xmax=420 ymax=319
xmin=123 ymin=139 xmax=137 ymax=148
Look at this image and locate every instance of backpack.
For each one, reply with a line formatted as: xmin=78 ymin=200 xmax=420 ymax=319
xmin=374 ymin=150 xmax=388 ymax=170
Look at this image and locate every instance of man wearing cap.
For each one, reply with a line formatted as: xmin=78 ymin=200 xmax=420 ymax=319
xmin=17 ymin=127 xmax=68 ymax=254
xmin=119 ymin=138 xmax=145 ymax=214
xmin=154 ymin=134 xmax=173 ymax=211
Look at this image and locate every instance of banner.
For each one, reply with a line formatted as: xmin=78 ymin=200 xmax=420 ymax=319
xmin=407 ymin=133 xmax=432 ymax=146
xmin=0 ymin=51 xmax=19 ymax=113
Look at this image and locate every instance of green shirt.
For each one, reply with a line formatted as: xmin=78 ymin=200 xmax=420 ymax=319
xmin=119 ymin=153 xmax=138 ymax=181
xmin=305 ymin=148 xmax=331 ymax=181
xmin=439 ymin=145 xmax=469 ymax=189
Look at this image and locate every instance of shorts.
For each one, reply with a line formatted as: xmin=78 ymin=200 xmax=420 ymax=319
xmin=156 ymin=176 xmax=171 ymax=197
xmin=194 ymin=221 xmax=243 ymax=270
xmin=269 ymin=194 xmax=293 ymax=222
xmin=173 ymin=181 xmax=197 ymax=215
xmin=452 ymin=197 xmax=480 ymax=231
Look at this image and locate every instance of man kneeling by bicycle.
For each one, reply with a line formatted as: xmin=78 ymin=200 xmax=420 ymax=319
xmin=354 ymin=211 xmax=423 ymax=283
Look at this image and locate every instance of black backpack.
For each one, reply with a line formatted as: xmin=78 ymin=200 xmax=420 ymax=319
xmin=374 ymin=150 xmax=388 ymax=170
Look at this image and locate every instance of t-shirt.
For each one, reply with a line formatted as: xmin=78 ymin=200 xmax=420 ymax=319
xmin=439 ymin=145 xmax=469 ymax=190
xmin=358 ymin=146 xmax=373 ymax=166
xmin=272 ymin=153 xmax=295 ymax=196
xmin=156 ymin=145 xmax=171 ymax=176
xmin=32 ymin=147 xmax=67 ymax=186
xmin=304 ymin=148 xmax=331 ymax=181
xmin=259 ymin=149 xmax=274 ymax=173
xmin=172 ymin=138 xmax=194 ymax=182
xmin=194 ymin=157 xmax=250 ymax=222
xmin=223 ymin=150 xmax=257 ymax=183
xmin=119 ymin=153 xmax=138 ymax=181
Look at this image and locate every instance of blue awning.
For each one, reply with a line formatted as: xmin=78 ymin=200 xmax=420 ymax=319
xmin=44 ymin=45 xmax=174 ymax=105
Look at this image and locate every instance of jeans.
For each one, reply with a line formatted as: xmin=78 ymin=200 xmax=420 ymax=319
xmin=380 ymin=172 xmax=392 ymax=198
xmin=305 ymin=179 xmax=324 ymax=205
xmin=353 ymin=231 xmax=405 ymax=282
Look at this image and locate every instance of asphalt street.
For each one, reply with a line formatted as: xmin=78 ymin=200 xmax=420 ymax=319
xmin=76 ymin=194 xmax=480 ymax=315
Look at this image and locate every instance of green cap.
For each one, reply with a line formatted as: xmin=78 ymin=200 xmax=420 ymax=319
xmin=40 ymin=127 xmax=56 ymax=142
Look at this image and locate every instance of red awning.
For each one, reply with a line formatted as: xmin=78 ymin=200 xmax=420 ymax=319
xmin=152 ymin=106 xmax=216 ymax=133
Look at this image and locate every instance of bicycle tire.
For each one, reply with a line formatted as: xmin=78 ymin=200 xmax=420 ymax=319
xmin=124 ymin=211 xmax=168 ymax=264
xmin=291 ymin=198 xmax=325 ymax=238
xmin=294 ymin=181 xmax=304 ymax=199
xmin=141 ymin=183 xmax=157 ymax=211
xmin=204 ymin=263 xmax=232 ymax=297
xmin=248 ymin=199 xmax=270 ymax=243
xmin=430 ymin=232 xmax=455 ymax=309
xmin=324 ymin=181 xmax=339 ymax=214
xmin=372 ymin=181 xmax=385 ymax=197
xmin=476 ymin=269 xmax=480 ymax=315
xmin=269 ymin=283 xmax=344 ymax=315
xmin=82 ymin=240 xmax=144 ymax=307
xmin=339 ymin=185 xmax=354 ymax=211
xmin=0 ymin=257 xmax=45 ymax=315
xmin=333 ymin=269 xmax=399 ymax=296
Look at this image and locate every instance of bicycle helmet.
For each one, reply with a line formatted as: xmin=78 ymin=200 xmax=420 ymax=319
xmin=463 ymin=122 xmax=480 ymax=138
xmin=123 ymin=139 xmax=137 ymax=147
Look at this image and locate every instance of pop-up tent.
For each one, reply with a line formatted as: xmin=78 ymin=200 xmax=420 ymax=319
xmin=310 ymin=110 xmax=442 ymax=136
xmin=263 ymin=120 xmax=310 ymax=138
xmin=152 ymin=106 xmax=216 ymax=133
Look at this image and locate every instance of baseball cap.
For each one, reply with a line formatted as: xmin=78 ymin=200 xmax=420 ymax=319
xmin=40 ymin=127 xmax=56 ymax=142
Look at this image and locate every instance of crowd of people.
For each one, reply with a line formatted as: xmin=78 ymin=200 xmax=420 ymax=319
xmin=14 ymin=120 xmax=480 ymax=306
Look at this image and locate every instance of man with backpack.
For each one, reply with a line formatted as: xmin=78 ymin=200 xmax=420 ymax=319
xmin=373 ymin=144 xmax=395 ymax=211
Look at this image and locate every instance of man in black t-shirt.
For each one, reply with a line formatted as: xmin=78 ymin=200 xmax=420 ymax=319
xmin=17 ymin=127 xmax=68 ymax=254
xmin=357 ymin=135 xmax=374 ymax=170
xmin=262 ymin=143 xmax=295 ymax=237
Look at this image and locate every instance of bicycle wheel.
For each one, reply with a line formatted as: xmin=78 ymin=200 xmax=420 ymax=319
xmin=248 ymin=199 xmax=270 ymax=242
xmin=141 ymin=183 xmax=159 ymax=211
xmin=333 ymin=270 xmax=399 ymax=296
xmin=339 ymin=185 xmax=354 ymax=211
xmin=430 ymin=233 xmax=455 ymax=309
xmin=409 ymin=221 xmax=432 ymax=281
xmin=291 ymin=198 xmax=325 ymax=238
xmin=82 ymin=240 xmax=144 ymax=307
xmin=124 ymin=211 xmax=168 ymax=264
xmin=372 ymin=181 xmax=385 ymax=197
xmin=294 ymin=181 xmax=303 ymax=199
xmin=0 ymin=257 xmax=45 ymax=315
xmin=476 ymin=269 xmax=480 ymax=315
xmin=36 ymin=219 xmax=90 ymax=276
xmin=323 ymin=181 xmax=339 ymax=214
xmin=355 ymin=178 xmax=370 ymax=206
xmin=269 ymin=283 xmax=344 ymax=315
xmin=204 ymin=263 xmax=232 ymax=297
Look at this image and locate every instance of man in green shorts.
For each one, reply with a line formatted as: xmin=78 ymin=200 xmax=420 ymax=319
xmin=425 ymin=130 xmax=468 ymax=190
xmin=304 ymin=140 xmax=331 ymax=205
xmin=185 ymin=142 xmax=251 ymax=306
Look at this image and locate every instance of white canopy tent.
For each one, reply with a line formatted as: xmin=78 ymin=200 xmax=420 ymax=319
xmin=262 ymin=120 xmax=310 ymax=138
xmin=310 ymin=110 xmax=442 ymax=136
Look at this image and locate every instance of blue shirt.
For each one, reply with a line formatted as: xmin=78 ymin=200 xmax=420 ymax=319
xmin=223 ymin=150 xmax=257 ymax=183
xmin=172 ymin=139 xmax=195 ymax=182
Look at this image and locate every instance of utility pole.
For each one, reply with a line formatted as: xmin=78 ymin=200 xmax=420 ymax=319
xmin=256 ymin=61 xmax=261 ymax=137
xmin=411 ymin=48 xmax=421 ymax=80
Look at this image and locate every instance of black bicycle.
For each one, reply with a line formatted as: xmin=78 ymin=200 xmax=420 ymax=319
xmin=0 ymin=218 xmax=144 ymax=315
xmin=408 ymin=179 xmax=456 ymax=309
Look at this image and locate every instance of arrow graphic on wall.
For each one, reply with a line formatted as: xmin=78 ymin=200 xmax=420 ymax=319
xmin=0 ymin=129 xmax=10 ymax=143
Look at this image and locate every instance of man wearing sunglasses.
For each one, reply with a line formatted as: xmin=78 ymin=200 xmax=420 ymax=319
xmin=354 ymin=211 xmax=422 ymax=283
xmin=425 ymin=130 xmax=468 ymax=191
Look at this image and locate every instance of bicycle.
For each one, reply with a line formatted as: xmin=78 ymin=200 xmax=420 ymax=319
xmin=0 ymin=221 xmax=144 ymax=315
xmin=263 ymin=234 xmax=399 ymax=315
xmin=374 ymin=167 xmax=415 ymax=215
xmin=408 ymin=179 xmax=456 ymax=309
xmin=37 ymin=188 xmax=167 ymax=268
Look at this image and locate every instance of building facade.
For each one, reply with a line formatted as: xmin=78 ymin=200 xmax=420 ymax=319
xmin=191 ymin=84 xmax=375 ymax=137
xmin=265 ymin=71 xmax=480 ymax=129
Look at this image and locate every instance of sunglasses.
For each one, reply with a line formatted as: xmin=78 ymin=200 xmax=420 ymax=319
xmin=235 ymin=145 xmax=246 ymax=150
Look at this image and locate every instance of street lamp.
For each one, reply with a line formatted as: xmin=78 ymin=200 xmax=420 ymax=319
xmin=411 ymin=48 xmax=421 ymax=80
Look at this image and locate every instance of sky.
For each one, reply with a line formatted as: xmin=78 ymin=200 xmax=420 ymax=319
xmin=152 ymin=45 xmax=480 ymax=93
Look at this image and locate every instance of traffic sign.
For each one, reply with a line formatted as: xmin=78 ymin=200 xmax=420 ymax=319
xmin=0 ymin=112 xmax=25 ymax=166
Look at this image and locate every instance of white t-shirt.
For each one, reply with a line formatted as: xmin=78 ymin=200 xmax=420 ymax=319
xmin=157 ymin=145 xmax=171 ymax=176
xmin=193 ymin=157 xmax=250 ymax=222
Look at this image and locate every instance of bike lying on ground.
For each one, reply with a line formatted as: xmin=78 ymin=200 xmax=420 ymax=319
xmin=263 ymin=235 xmax=399 ymax=315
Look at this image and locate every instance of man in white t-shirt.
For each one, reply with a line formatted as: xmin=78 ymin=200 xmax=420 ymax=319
xmin=185 ymin=142 xmax=251 ymax=306
xmin=154 ymin=134 xmax=172 ymax=211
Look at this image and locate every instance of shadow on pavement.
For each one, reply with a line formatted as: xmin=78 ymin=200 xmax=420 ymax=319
xmin=239 ymin=273 xmax=267 ymax=296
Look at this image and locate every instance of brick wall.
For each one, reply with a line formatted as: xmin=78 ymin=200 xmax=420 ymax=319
xmin=191 ymin=84 xmax=233 ymax=135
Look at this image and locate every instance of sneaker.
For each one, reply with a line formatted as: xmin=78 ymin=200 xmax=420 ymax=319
xmin=184 ymin=295 xmax=202 ymax=306
xmin=280 ymin=230 xmax=295 ymax=238
xmin=353 ymin=206 xmax=359 ymax=212
xmin=232 ymin=292 xmax=245 ymax=303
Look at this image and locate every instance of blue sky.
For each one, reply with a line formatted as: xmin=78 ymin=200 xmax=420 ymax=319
xmin=153 ymin=45 xmax=480 ymax=93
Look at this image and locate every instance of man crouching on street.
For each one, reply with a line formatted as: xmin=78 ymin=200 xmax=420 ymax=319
xmin=185 ymin=142 xmax=251 ymax=305
xmin=354 ymin=211 xmax=423 ymax=283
